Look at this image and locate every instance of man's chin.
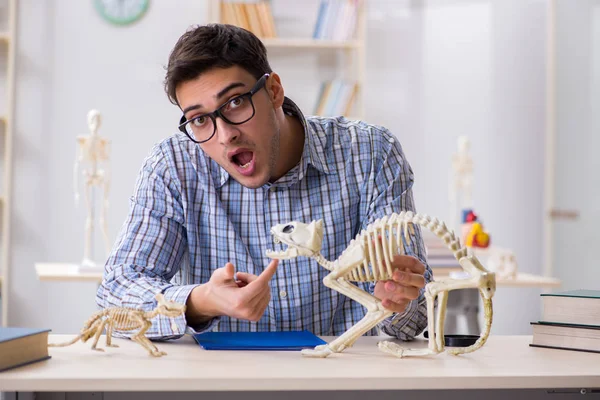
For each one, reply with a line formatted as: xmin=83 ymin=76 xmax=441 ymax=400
xmin=235 ymin=173 xmax=270 ymax=189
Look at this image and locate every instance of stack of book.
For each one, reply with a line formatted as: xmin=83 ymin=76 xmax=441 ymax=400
xmin=530 ymin=289 xmax=600 ymax=354
xmin=220 ymin=2 xmax=277 ymax=38
xmin=312 ymin=0 xmax=359 ymax=41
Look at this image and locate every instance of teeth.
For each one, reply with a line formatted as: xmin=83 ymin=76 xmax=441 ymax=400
xmin=239 ymin=161 xmax=251 ymax=169
xmin=274 ymin=237 xmax=281 ymax=244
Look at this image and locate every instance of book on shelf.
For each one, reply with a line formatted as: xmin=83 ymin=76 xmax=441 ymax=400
xmin=540 ymin=289 xmax=600 ymax=327
xmin=530 ymin=322 xmax=600 ymax=354
xmin=220 ymin=1 xmax=277 ymax=38
xmin=314 ymin=79 xmax=358 ymax=117
xmin=313 ymin=0 xmax=359 ymax=41
xmin=0 ymin=327 xmax=51 ymax=372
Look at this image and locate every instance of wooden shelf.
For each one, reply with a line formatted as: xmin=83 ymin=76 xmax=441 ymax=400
xmin=261 ymin=38 xmax=361 ymax=49
xmin=35 ymin=263 xmax=103 ymax=283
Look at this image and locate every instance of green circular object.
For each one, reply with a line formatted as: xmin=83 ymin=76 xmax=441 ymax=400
xmin=93 ymin=0 xmax=150 ymax=26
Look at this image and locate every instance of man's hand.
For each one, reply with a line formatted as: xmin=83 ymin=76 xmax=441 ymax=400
xmin=374 ymin=255 xmax=426 ymax=314
xmin=186 ymin=259 xmax=279 ymax=325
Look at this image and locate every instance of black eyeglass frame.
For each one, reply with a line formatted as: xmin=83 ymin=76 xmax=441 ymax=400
xmin=178 ymin=73 xmax=270 ymax=144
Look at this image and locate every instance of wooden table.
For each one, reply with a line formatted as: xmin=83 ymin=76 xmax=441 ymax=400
xmin=0 ymin=335 xmax=598 ymax=399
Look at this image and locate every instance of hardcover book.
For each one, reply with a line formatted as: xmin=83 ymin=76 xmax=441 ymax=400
xmin=530 ymin=322 xmax=600 ymax=354
xmin=0 ymin=327 xmax=51 ymax=372
xmin=540 ymin=289 xmax=600 ymax=327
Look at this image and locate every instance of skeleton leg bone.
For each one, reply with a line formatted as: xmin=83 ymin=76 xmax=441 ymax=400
xmin=377 ymin=289 xmax=442 ymax=358
xmin=132 ymin=318 xmax=167 ymax=357
xmin=105 ymin=321 xmax=119 ymax=348
xmin=302 ymin=276 xmax=392 ymax=358
xmin=99 ymin=185 xmax=110 ymax=258
xmin=82 ymin=179 xmax=94 ymax=266
xmin=90 ymin=319 xmax=108 ymax=352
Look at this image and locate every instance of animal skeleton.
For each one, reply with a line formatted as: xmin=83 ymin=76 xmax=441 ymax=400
xmin=48 ymin=293 xmax=186 ymax=357
xmin=266 ymin=211 xmax=496 ymax=358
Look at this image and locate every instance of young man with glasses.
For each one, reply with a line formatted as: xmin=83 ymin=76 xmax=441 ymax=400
xmin=96 ymin=24 xmax=432 ymax=342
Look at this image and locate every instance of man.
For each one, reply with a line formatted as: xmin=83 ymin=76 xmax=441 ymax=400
xmin=96 ymin=24 xmax=432 ymax=341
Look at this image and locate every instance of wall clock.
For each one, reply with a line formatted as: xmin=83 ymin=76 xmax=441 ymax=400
xmin=94 ymin=0 xmax=150 ymax=26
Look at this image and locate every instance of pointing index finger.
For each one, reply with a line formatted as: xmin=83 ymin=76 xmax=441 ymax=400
xmin=253 ymin=259 xmax=279 ymax=285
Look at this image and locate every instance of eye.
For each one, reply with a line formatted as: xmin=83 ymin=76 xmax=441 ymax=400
xmin=227 ymin=96 xmax=245 ymax=110
xmin=192 ymin=115 xmax=209 ymax=127
xmin=282 ymin=224 xmax=294 ymax=234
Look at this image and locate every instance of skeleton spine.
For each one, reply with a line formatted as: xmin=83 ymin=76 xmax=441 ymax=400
xmin=339 ymin=211 xmax=465 ymax=283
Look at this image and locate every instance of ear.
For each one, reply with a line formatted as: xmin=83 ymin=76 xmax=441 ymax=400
xmin=315 ymin=219 xmax=324 ymax=233
xmin=266 ymin=73 xmax=285 ymax=108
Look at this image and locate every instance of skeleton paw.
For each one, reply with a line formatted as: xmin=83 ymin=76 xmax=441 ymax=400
xmin=107 ymin=344 xmax=119 ymax=348
xmin=150 ymin=350 xmax=167 ymax=357
xmin=301 ymin=345 xmax=334 ymax=358
xmin=92 ymin=347 xmax=105 ymax=353
xmin=377 ymin=341 xmax=405 ymax=358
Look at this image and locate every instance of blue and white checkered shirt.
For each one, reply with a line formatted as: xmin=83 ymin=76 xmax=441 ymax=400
xmin=96 ymin=97 xmax=432 ymax=340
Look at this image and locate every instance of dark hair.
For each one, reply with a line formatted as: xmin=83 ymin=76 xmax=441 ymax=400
xmin=164 ymin=24 xmax=273 ymax=106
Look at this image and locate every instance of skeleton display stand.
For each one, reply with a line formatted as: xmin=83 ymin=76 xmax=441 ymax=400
xmin=266 ymin=211 xmax=496 ymax=358
xmin=48 ymin=293 xmax=186 ymax=357
xmin=73 ymin=109 xmax=111 ymax=273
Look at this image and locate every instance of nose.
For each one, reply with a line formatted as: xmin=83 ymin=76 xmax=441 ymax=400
xmin=216 ymin=118 xmax=240 ymax=145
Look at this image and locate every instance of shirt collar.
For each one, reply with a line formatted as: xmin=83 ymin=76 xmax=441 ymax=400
xmin=213 ymin=96 xmax=332 ymax=189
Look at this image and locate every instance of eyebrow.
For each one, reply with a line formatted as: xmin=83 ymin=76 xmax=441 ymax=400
xmin=182 ymin=82 xmax=248 ymax=115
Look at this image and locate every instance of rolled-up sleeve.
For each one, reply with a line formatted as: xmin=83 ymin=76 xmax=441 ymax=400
xmin=95 ymin=143 xmax=214 ymax=340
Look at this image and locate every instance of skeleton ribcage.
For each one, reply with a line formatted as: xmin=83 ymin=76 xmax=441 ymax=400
xmin=107 ymin=308 xmax=141 ymax=331
xmin=341 ymin=212 xmax=463 ymax=283
xmin=344 ymin=221 xmax=413 ymax=282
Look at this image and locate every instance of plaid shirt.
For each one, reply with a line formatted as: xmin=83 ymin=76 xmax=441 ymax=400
xmin=96 ymin=97 xmax=432 ymax=340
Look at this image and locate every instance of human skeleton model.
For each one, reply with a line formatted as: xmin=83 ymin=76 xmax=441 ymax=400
xmin=48 ymin=294 xmax=186 ymax=357
xmin=449 ymin=138 xmax=518 ymax=279
xmin=73 ymin=109 xmax=111 ymax=269
xmin=449 ymin=136 xmax=473 ymax=230
xmin=266 ymin=211 xmax=496 ymax=358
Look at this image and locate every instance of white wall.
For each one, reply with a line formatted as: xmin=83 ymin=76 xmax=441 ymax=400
xmin=7 ymin=0 xmax=553 ymax=335
xmin=365 ymin=0 xmax=547 ymax=334
xmin=552 ymin=0 xmax=600 ymax=289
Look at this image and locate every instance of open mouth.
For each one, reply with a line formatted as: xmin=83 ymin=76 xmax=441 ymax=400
xmin=231 ymin=151 xmax=254 ymax=169
xmin=229 ymin=150 xmax=256 ymax=176
xmin=266 ymin=235 xmax=299 ymax=259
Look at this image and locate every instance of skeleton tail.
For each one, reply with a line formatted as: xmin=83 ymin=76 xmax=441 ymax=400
xmin=48 ymin=313 xmax=105 ymax=347
xmin=48 ymin=334 xmax=85 ymax=347
xmin=447 ymin=295 xmax=493 ymax=355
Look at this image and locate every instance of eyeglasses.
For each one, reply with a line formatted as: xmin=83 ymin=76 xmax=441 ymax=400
xmin=178 ymin=73 xmax=270 ymax=144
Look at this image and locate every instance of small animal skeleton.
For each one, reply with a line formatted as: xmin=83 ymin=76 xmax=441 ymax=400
xmin=266 ymin=211 xmax=496 ymax=358
xmin=49 ymin=293 xmax=186 ymax=357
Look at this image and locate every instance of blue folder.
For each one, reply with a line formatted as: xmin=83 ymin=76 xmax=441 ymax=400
xmin=193 ymin=330 xmax=327 ymax=351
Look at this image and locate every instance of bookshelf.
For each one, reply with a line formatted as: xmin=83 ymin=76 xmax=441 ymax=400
xmin=208 ymin=0 xmax=367 ymax=120
xmin=0 ymin=0 xmax=17 ymax=327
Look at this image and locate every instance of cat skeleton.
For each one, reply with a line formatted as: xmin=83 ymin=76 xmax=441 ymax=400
xmin=49 ymin=293 xmax=186 ymax=357
xmin=266 ymin=211 xmax=496 ymax=358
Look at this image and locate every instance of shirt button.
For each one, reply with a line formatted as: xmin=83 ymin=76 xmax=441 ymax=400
xmin=279 ymin=290 xmax=287 ymax=298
